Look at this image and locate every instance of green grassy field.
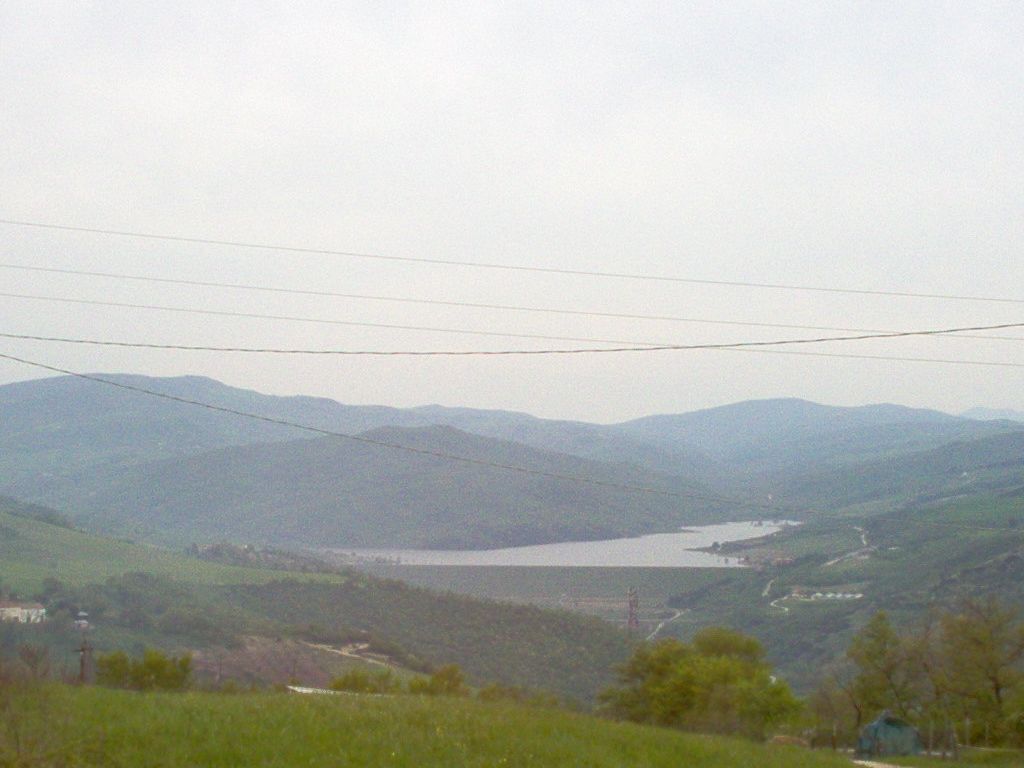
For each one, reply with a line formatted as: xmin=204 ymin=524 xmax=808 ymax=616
xmin=0 ymin=506 xmax=342 ymax=593
xmin=0 ymin=685 xmax=855 ymax=768
xmin=889 ymin=750 xmax=1024 ymax=767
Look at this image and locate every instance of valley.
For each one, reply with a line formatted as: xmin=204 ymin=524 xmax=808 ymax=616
xmin=2 ymin=374 xmax=1023 ymax=739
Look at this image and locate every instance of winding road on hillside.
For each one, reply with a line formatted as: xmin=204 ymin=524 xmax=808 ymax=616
xmin=302 ymin=641 xmax=390 ymax=668
xmin=823 ymin=525 xmax=874 ymax=567
xmin=769 ymin=596 xmax=790 ymax=614
xmin=768 ymin=524 xmax=873 ymax=615
xmin=765 ymin=577 xmax=792 ymax=612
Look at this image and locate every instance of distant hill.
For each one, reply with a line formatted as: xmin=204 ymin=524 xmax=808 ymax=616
xmin=782 ymin=430 xmax=1024 ymax=509
xmin=0 ymin=374 xmax=425 ymax=489
xmin=963 ymin=407 xmax=1024 ymax=422
xmin=615 ymin=398 xmax=1017 ymax=482
xmin=410 ymin=404 xmax=717 ymax=477
xmin=0 ymin=375 xmax=716 ymax=485
xmin=4 ymin=375 xmax=1022 ymax=549
xmin=16 ymin=425 xmax=729 ymax=549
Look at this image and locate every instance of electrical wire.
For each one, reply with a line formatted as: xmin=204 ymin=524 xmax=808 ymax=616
xmin=3 ymin=217 xmax=1023 ymax=305
xmin=0 ymin=291 xmax=637 ymax=345
xmin=3 ymin=261 xmax=1024 ymax=343
xmin=2 ymin=320 xmax=1024 ymax=358
xmin=723 ymin=347 xmax=1024 ymax=368
xmin=3 ymin=293 xmax=1024 ymax=366
xmin=0 ymin=348 xmax=803 ymax=512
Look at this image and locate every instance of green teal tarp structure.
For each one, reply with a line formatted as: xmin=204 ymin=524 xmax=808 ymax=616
xmin=855 ymin=711 xmax=922 ymax=757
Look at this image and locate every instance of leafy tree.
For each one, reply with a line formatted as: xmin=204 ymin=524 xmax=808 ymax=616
xmin=815 ymin=600 xmax=1024 ymax=747
xmin=846 ymin=611 xmax=923 ymax=721
xmin=693 ymin=626 xmax=764 ymax=664
xmin=600 ymin=628 xmax=801 ymax=740
xmin=932 ymin=598 xmax=1024 ymax=742
xmin=599 ymin=637 xmax=691 ymax=723
xmin=939 ymin=598 xmax=1024 ymax=710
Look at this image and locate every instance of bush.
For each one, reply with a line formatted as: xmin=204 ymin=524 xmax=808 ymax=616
xmin=329 ymin=668 xmax=400 ymax=694
xmin=96 ymin=649 xmax=192 ymax=691
xmin=408 ymin=665 xmax=468 ymax=697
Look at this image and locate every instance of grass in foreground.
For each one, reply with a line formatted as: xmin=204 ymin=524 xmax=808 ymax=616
xmin=888 ymin=750 xmax=1024 ymax=767
xmin=2 ymin=685 xmax=855 ymax=768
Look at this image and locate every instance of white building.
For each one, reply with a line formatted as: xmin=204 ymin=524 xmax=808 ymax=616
xmin=0 ymin=601 xmax=47 ymax=623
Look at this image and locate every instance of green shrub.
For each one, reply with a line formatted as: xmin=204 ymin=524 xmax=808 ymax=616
xmin=96 ymin=648 xmax=192 ymax=691
xmin=408 ymin=664 xmax=467 ymax=697
xmin=329 ymin=668 xmax=399 ymax=694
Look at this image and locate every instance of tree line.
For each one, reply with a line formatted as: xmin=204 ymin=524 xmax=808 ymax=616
xmin=812 ymin=597 xmax=1024 ymax=748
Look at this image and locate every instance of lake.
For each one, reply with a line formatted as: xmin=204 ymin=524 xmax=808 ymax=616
xmin=327 ymin=520 xmax=792 ymax=568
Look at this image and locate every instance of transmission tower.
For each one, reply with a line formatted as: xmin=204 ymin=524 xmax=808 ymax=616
xmin=627 ymin=587 xmax=640 ymax=632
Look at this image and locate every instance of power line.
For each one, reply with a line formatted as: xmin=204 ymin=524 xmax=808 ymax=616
xmin=3 ymin=261 xmax=1024 ymax=343
xmin=2 ymin=320 xmax=1024 ymax=358
xmin=3 ymin=217 xmax=1023 ymax=305
xmin=0 ymin=291 xmax=635 ymax=346
xmin=0 ymin=349 xmax=801 ymax=512
xmin=3 ymin=293 xmax=1023 ymax=367
xmin=725 ymin=347 xmax=1024 ymax=368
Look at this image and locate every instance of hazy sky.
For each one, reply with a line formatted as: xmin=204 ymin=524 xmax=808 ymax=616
xmin=2 ymin=2 xmax=1023 ymax=422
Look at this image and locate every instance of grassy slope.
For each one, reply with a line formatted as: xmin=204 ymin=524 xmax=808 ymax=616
xmin=3 ymin=685 xmax=853 ymax=768
xmin=0 ymin=505 xmax=338 ymax=594
xmin=890 ymin=753 xmax=1024 ymax=767
xmin=781 ymin=430 xmax=1024 ymax=511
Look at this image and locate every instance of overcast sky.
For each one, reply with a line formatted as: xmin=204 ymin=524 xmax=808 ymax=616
xmin=2 ymin=2 xmax=1023 ymax=423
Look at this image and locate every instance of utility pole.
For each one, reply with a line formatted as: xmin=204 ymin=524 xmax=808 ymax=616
xmin=75 ymin=611 xmax=93 ymax=684
xmin=77 ymin=634 xmax=93 ymax=684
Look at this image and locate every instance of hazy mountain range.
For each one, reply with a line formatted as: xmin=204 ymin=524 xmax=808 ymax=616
xmin=2 ymin=374 xmax=1022 ymax=548
xmin=962 ymin=407 xmax=1024 ymax=422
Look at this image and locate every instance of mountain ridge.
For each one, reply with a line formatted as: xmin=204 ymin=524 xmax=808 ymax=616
xmin=4 ymin=374 xmax=1022 ymax=549
xmin=13 ymin=423 xmax=731 ymax=549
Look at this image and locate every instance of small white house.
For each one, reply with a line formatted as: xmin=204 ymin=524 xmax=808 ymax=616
xmin=0 ymin=601 xmax=47 ymax=624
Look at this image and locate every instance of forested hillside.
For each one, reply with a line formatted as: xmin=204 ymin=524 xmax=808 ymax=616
xmin=4 ymin=375 xmax=1022 ymax=550
xmin=0 ymin=502 xmax=633 ymax=700
xmin=12 ymin=424 xmax=728 ymax=548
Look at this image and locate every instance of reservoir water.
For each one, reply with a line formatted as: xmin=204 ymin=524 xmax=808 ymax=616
xmin=328 ymin=520 xmax=792 ymax=568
